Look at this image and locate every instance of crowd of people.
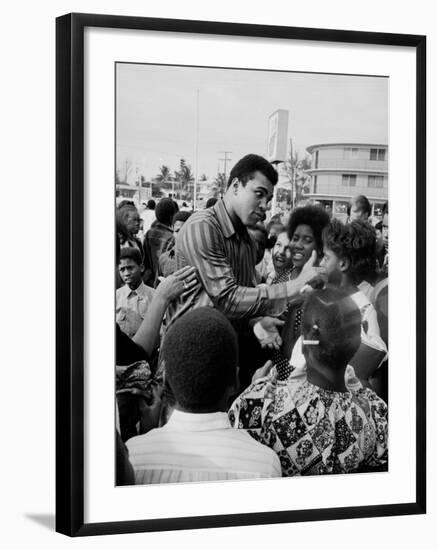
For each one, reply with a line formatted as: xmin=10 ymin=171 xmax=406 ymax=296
xmin=115 ymin=153 xmax=389 ymax=485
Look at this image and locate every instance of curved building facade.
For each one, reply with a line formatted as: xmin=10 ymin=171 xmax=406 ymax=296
xmin=305 ymin=143 xmax=388 ymax=220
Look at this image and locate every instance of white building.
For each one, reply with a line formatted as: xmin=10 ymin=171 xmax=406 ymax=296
xmin=305 ymin=143 xmax=388 ymax=220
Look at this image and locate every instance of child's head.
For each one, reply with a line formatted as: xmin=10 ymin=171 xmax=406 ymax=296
xmin=116 ymin=203 xmax=141 ymax=238
xmin=287 ymin=205 xmax=330 ymax=269
xmin=272 ymin=231 xmax=293 ymax=272
xmin=172 ymin=211 xmax=192 ymax=235
xmin=162 ymin=307 xmax=238 ymax=412
xmin=118 ymin=247 xmax=144 ymax=289
xmin=156 ymin=198 xmax=177 ymax=227
xmin=321 ymin=219 xmax=377 ymax=286
xmin=301 ymin=286 xmax=361 ymax=370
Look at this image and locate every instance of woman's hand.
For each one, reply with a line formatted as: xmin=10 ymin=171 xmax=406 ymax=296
xmin=251 ymin=360 xmax=274 ymax=383
xmin=157 ymin=265 xmax=197 ymax=303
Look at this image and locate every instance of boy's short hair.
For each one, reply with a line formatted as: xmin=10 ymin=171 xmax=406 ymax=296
xmin=119 ymin=247 xmax=143 ymax=266
xmin=347 ymin=194 xmax=371 ymax=217
xmin=155 ymin=198 xmax=176 ymax=226
xmin=226 ymin=154 xmax=278 ymax=189
xmin=302 ymin=286 xmax=361 ymax=369
xmin=147 ymin=199 xmax=156 ymax=209
xmin=287 ymin=205 xmax=330 ymax=254
xmin=323 ymin=219 xmax=377 ymax=284
xmin=162 ymin=307 xmax=238 ymax=412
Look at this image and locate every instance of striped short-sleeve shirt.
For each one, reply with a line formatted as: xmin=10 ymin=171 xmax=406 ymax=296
xmin=166 ymin=200 xmax=290 ymax=326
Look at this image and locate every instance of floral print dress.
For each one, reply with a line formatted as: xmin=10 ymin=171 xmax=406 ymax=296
xmin=229 ymin=376 xmax=388 ymax=476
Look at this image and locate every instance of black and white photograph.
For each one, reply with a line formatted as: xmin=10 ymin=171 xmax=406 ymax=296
xmin=114 ymin=62 xmax=390 ymax=485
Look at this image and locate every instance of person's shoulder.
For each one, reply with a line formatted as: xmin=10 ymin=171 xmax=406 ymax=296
xmin=125 ymin=427 xmax=163 ymax=453
xmin=116 ymin=285 xmax=128 ymax=298
xmin=230 ymin=429 xmax=281 ymax=470
xmin=186 ymin=207 xmax=217 ymax=226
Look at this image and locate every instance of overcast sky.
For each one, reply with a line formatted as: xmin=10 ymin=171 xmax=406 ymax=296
xmin=116 ymin=63 xmax=388 ymax=183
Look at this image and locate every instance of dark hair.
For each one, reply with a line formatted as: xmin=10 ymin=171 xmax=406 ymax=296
xmin=375 ymin=221 xmax=383 ymax=231
xmin=116 ymin=203 xmax=139 ymax=240
xmin=119 ymin=246 xmax=143 ymax=266
xmin=302 ymin=286 xmax=361 ymax=369
xmin=347 ymin=195 xmax=371 ymax=217
xmin=172 ymin=200 xmax=179 ymax=213
xmin=382 ymin=201 xmax=389 ymax=216
xmin=172 ymin=211 xmax=192 ymax=225
xmin=323 ymin=219 xmax=377 ymax=284
xmin=287 ymin=205 xmax=330 ymax=254
xmin=226 ymin=154 xmax=278 ymax=190
xmin=205 ymin=197 xmax=218 ymax=208
xmin=147 ymin=199 xmax=156 ymax=209
xmin=155 ymin=198 xmax=176 ymax=226
xmin=117 ymin=199 xmax=135 ymax=209
xmin=162 ymin=308 xmax=238 ymax=412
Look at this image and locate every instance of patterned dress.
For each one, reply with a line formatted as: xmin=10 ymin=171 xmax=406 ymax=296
xmin=229 ymin=376 xmax=388 ymax=476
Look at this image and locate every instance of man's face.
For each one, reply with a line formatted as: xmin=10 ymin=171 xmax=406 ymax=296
xmin=232 ymin=171 xmax=274 ymax=227
xmin=272 ymin=231 xmax=293 ymax=272
xmin=125 ymin=209 xmax=141 ymax=235
xmin=382 ymin=213 xmax=389 ymax=248
xmin=320 ymin=246 xmax=343 ymax=285
xmin=289 ymin=224 xmax=317 ymax=269
xmin=119 ymin=258 xmax=143 ymax=289
xmin=350 ymin=205 xmax=369 ymax=221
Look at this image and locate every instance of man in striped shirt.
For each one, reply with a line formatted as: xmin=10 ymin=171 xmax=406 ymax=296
xmin=167 ymin=154 xmax=326 ymax=329
xmin=126 ymin=307 xmax=281 ymax=483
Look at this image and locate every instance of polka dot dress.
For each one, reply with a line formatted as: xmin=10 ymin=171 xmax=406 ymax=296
xmin=270 ymin=267 xmax=302 ymax=381
xmin=272 ymin=306 xmax=302 ymax=381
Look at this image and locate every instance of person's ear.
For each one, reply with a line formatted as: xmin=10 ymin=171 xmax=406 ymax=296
xmin=231 ymin=178 xmax=240 ymax=194
xmin=140 ymin=262 xmax=145 ymax=274
xmin=339 ymin=257 xmax=350 ymax=273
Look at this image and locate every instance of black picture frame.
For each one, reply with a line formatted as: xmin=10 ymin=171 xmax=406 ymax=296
xmin=56 ymin=12 xmax=426 ymax=537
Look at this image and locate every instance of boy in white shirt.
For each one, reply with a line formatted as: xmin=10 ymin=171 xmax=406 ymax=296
xmin=116 ymin=247 xmax=155 ymax=338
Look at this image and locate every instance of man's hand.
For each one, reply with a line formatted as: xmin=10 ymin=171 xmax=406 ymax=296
xmin=251 ymin=360 xmax=274 ymax=383
xmin=253 ymin=317 xmax=284 ymax=350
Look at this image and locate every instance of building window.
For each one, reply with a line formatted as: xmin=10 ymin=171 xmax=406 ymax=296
xmin=342 ymin=174 xmax=357 ymax=186
xmin=368 ymin=175 xmax=384 ymax=188
xmin=313 ymin=175 xmax=317 ymax=193
xmin=370 ymin=148 xmax=386 ymax=161
xmin=344 ymin=147 xmax=359 ymax=159
xmin=315 ymin=150 xmax=319 ymax=169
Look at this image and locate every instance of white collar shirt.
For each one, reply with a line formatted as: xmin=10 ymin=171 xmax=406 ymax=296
xmin=126 ymin=410 xmax=281 ymax=484
xmin=116 ymin=282 xmax=155 ymax=338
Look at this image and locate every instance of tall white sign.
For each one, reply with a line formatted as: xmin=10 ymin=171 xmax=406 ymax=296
xmin=267 ymin=109 xmax=289 ymax=164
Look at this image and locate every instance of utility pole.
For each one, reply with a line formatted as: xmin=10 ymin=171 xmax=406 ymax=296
xmin=219 ymin=151 xmax=232 ymax=197
xmin=289 ymin=138 xmax=295 ymax=209
xmin=193 ymin=89 xmax=200 ymax=210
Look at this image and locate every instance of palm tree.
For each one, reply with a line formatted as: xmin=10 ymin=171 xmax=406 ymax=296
xmin=155 ymin=165 xmax=173 ymax=194
xmin=213 ymin=172 xmax=227 ymax=198
xmin=175 ymin=158 xmax=194 ymax=200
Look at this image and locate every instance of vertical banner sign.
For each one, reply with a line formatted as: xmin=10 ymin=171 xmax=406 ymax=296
xmin=267 ymin=109 xmax=289 ymax=164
